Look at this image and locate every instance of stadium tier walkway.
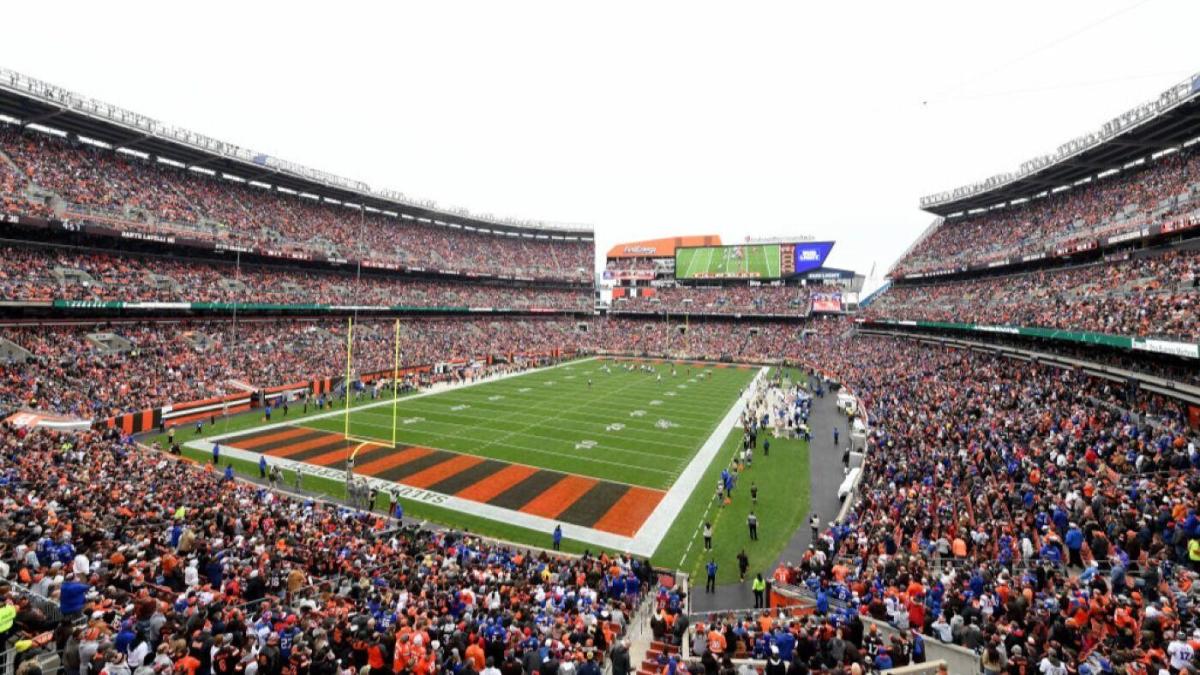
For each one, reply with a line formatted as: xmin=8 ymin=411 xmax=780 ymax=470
xmin=689 ymin=380 xmax=857 ymax=612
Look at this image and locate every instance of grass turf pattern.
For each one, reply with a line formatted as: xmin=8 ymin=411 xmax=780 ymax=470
xmin=301 ymin=359 xmax=756 ymax=489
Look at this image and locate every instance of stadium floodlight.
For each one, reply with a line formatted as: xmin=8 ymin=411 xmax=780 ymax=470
xmin=25 ymin=123 xmax=66 ymax=136
xmin=221 ymin=172 xmax=245 ymax=182
xmin=117 ymin=147 xmax=149 ymax=159
xmin=78 ymin=135 xmax=112 ymax=149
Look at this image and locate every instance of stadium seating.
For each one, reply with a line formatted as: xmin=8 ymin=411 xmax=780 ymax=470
xmin=0 ymin=317 xmax=585 ymax=418
xmin=893 ymin=146 xmax=1200 ymax=276
xmin=769 ymin=333 xmax=1199 ymax=672
xmin=611 ymin=286 xmax=817 ymax=316
xmin=0 ymin=422 xmax=653 ymax=675
xmin=869 ymin=247 xmax=1200 ymax=340
xmin=0 ymin=126 xmax=592 ymax=281
xmin=0 ymin=244 xmax=591 ymax=309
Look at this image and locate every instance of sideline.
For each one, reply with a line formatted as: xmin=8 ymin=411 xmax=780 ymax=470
xmin=636 ymin=367 xmax=768 ymax=556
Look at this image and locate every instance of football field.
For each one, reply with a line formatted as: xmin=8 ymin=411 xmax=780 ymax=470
xmin=677 ymin=244 xmax=781 ymax=279
xmin=180 ymin=357 xmax=761 ymax=555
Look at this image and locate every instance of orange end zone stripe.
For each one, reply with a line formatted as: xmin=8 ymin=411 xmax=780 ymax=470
xmin=305 ymin=443 xmax=372 ymax=468
xmin=265 ymin=432 xmax=347 ymax=458
xmin=519 ymin=475 xmax=599 ymax=520
xmin=592 ymin=486 xmax=666 ymax=537
xmin=455 ymin=464 xmax=537 ymax=503
xmin=401 ymin=455 xmax=485 ymax=489
xmin=230 ymin=427 xmax=312 ymax=450
xmin=354 ymin=446 xmax=433 ymax=477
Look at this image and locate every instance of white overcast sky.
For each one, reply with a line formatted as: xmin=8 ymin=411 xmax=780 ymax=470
xmin=2 ymin=0 xmax=1197 ymax=283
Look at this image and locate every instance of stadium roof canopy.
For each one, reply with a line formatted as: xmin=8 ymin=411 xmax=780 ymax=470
xmin=0 ymin=68 xmax=591 ymax=241
xmin=921 ymin=71 xmax=1200 ymax=218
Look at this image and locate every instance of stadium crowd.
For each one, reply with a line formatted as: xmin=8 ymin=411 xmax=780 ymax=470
xmin=869 ymin=247 xmax=1200 ymax=341
xmin=0 ymin=423 xmax=655 ymax=675
xmin=0 ymin=126 xmax=591 ymax=281
xmin=756 ymin=334 xmax=1200 ymax=674
xmin=0 ymin=245 xmax=590 ymax=310
xmin=894 ymin=147 xmax=1200 ymax=276
xmin=611 ymin=286 xmax=844 ymax=317
xmin=0 ymin=318 xmax=584 ymax=419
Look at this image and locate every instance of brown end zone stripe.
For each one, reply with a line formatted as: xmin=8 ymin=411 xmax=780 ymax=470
xmin=231 ymin=429 xmax=333 ymax=454
xmin=224 ymin=426 xmax=311 ymax=449
xmin=402 ymin=455 xmax=485 ymax=489
xmin=265 ymin=432 xmax=351 ymax=459
xmin=488 ymin=470 xmax=566 ymax=511
xmin=427 ymin=459 xmax=508 ymax=495
xmin=283 ymin=438 xmax=361 ymax=463
xmin=555 ymin=481 xmax=632 ymax=528
xmin=455 ymin=464 xmax=538 ymax=502
xmin=519 ymin=475 xmax=599 ymax=519
xmin=354 ymin=446 xmax=433 ymax=477
xmin=591 ymin=486 xmax=666 ymax=537
xmin=307 ymin=442 xmax=390 ymax=468
xmin=375 ymin=450 xmax=455 ymax=483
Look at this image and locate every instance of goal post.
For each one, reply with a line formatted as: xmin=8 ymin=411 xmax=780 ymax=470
xmin=343 ymin=318 xmax=403 ymax=481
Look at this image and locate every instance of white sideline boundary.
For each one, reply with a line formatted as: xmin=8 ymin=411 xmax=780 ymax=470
xmin=630 ymin=366 xmax=768 ymax=551
xmin=183 ymin=357 xmax=766 ymax=557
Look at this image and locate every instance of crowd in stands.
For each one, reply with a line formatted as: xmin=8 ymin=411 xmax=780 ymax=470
xmin=0 ymin=245 xmax=590 ymax=310
xmin=894 ymin=147 xmax=1200 ymax=276
xmin=611 ymin=286 xmax=822 ymax=317
xmin=0 ymin=309 xmax=1198 ymax=673
xmin=0 ymin=318 xmax=584 ymax=419
xmin=758 ymin=334 xmax=1200 ymax=674
xmin=0 ymin=126 xmax=592 ymax=281
xmin=869 ymin=247 xmax=1199 ymax=341
xmin=0 ymin=422 xmax=653 ymax=675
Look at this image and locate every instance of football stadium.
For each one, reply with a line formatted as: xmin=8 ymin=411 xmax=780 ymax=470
xmin=1 ymin=7 xmax=1200 ymax=675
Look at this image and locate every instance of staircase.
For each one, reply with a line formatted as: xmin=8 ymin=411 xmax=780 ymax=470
xmin=637 ymin=640 xmax=680 ymax=675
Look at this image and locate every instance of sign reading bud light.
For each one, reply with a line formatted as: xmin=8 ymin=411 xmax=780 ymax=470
xmin=793 ymin=242 xmax=835 ymax=274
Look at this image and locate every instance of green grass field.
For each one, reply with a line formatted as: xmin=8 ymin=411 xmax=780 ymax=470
xmin=676 ymin=244 xmax=781 ymax=279
xmin=148 ymin=358 xmax=810 ymax=571
xmin=328 ymin=358 xmax=753 ymax=488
